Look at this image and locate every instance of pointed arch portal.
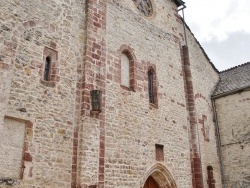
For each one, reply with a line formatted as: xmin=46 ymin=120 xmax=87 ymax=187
xmin=141 ymin=163 xmax=177 ymax=188
xmin=144 ymin=176 xmax=160 ymax=188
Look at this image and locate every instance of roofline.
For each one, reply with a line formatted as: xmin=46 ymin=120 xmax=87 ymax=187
xmin=181 ymin=19 xmax=219 ymax=73
xmin=211 ymin=84 xmax=250 ymax=99
xmin=219 ymin=61 xmax=250 ymax=73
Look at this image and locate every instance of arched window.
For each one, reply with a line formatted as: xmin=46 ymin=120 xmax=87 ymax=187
xmin=44 ymin=56 xmax=51 ymax=81
xmin=41 ymin=47 xmax=58 ymax=87
xmin=121 ymin=53 xmax=130 ymax=88
xmin=207 ymin=166 xmax=215 ymax=188
xmin=148 ymin=69 xmax=154 ymax=103
xmin=119 ymin=47 xmax=136 ymax=91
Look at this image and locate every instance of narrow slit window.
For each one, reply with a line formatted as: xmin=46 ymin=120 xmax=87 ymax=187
xmin=148 ymin=69 xmax=154 ymax=103
xmin=207 ymin=166 xmax=215 ymax=188
xmin=44 ymin=56 xmax=51 ymax=81
xmin=41 ymin=47 xmax=58 ymax=87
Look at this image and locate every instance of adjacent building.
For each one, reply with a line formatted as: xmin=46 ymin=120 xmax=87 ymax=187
xmin=212 ymin=62 xmax=250 ymax=188
xmin=0 ymin=0 xmax=249 ymax=188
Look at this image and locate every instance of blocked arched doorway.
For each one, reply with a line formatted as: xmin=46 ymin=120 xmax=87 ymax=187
xmin=141 ymin=163 xmax=177 ymax=188
xmin=144 ymin=176 xmax=160 ymax=188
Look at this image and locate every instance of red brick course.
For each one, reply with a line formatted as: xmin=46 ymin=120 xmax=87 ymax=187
xmin=181 ymin=45 xmax=203 ymax=188
xmin=78 ymin=0 xmax=107 ymax=187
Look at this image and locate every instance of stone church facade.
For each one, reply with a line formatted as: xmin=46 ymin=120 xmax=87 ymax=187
xmin=0 ymin=0 xmax=248 ymax=188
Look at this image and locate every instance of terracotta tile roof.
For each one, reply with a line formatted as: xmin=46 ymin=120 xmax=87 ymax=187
xmin=213 ymin=62 xmax=250 ymax=96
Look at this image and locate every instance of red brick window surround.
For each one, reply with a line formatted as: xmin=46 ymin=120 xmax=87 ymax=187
xmin=40 ymin=47 xmax=58 ymax=87
xmin=148 ymin=66 xmax=158 ymax=106
xmin=118 ymin=45 xmax=136 ymax=91
xmin=155 ymin=144 xmax=164 ymax=161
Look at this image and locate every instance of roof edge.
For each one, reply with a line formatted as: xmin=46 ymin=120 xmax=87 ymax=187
xmin=181 ymin=19 xmax=219 ymax=73
xmin=219 ymin=61 xmax=250 ymax=73
xmin=212 ymin=84 xmax=250 ymax=99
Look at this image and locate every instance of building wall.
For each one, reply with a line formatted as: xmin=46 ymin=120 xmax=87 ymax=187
xmin=185 ymin=29 xmax=222 ymax=188
xmin=215 ymin=90 xmax=250 ymax=188
xmin=0 ymin=0 xmax=86 ymax=187
xmin=0 ymin=0 xmax=223 ymax=187
xmin=77 ymin=0 xmax=220 ymax=187
xmin=103 ymin=0 xmax=190 ymax=187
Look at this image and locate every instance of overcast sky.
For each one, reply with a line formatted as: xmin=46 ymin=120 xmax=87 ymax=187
xmin=181 ymin=0 xmax=250 ymax=71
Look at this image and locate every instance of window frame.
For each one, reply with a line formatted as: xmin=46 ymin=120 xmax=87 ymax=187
xmin=118 ymin=45 xmax=136 ymax=92
xmin=40 ymin=47 xmax=58 ymax=87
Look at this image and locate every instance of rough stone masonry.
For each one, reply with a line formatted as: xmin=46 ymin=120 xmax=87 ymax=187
xmin=0 ymin=0 xmax=231 ymax=187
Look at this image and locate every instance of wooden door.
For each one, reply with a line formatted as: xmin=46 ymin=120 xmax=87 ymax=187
xmin=143 ymin=176 xmax=160 ymax=188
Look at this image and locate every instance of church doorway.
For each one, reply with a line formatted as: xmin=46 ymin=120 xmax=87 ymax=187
xmin=141 ymin=163 xmax=177 ymax=188
xmin=143 ymin=176 xmax=160 ymax=188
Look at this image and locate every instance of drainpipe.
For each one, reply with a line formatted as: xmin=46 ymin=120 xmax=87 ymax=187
xmin=211 ymin=98 xmax=226 ymax=188
xmin=180 ymin=8 xmax=188 ymax=46
xmin=177 ymin=1 xmax=187 ymax=45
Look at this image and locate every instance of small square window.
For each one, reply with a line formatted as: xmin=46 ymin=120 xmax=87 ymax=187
xmin=155 ymin=144 xmax=164 ymax=161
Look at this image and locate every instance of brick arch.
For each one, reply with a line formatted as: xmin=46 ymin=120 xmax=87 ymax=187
xmin=141 ymin=163 xmax=177 ymax=188
xmin=148 ymin=65 xmax=155 ymax=72
xmin=3 ymin=20 xmax=58 ymax=67
xmin=194 ymin=93 xmax=212 ymax=112
xmin=11 ymin=20 xmax=54 ymax=42
xmin=117 ymin=44 xmax=137 ymax=62
xmin=9 ymin=20 xmax=60 ymax=86
xmin=117 ymin=44 xmax=137 ymax=91
xmin=195 ymin=94 xmax=213 ymax=142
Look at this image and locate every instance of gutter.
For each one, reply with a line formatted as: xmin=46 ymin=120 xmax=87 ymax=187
xmin=212 ymin=84 xmax=250 ymax=99
xmin=211 ymin=98 xmax=226 ymax=188
xmin=175 ymin=0 xmax=185 ymax=8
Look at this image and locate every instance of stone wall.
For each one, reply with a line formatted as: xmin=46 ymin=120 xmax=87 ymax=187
xmin=0 ymin=63 xmax=13 ymax=147
xmin=215 ymin=90 xmax=250 ymax=188
xmin=185 ymin=28 xmax=222 ymax=188
xmin=103 ymin=0 xmax=190 ymax=187
xmin=0 ymin=0 xmax=86 ymax=187
xmin=79 ymin=0 xmax=221 ymax=187
xmin=0 ymin=0 xmax=223 ymax=187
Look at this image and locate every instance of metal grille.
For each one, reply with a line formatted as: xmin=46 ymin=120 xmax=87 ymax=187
xmin=148 ymin=70 xmax=154 ymax=103
xmin=44 ymin=57 xmax=50 ymax=81
xmin=132 ymin=0 xmax=153 ymax=17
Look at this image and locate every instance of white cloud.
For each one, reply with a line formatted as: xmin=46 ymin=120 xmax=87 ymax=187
xmin=180 ymin=0 xmax=250 ymax=70
xmin=183 ymin=0 xmax=250 ymax=42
